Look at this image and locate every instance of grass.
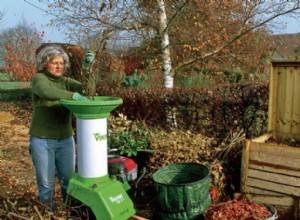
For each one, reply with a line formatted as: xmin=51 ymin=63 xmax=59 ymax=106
xmin=0 ymin=72 xmax=10 ymax=81
xmin=0 ymin=81 xmax=31 ymax=90
xmin=0 ymin=73 xmax=32 ymax=100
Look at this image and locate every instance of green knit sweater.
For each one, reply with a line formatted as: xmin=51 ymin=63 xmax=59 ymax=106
xmin=29 ymin=71 xmax=83 ymax=139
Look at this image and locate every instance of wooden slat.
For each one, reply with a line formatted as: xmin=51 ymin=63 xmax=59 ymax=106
xmin=247 ymin=169 xmax=300 ymax=187
xmin=250 ymin=141 xmax=300 ymax=159
xmin=274 ymin=132 xmax=300 ymax=141
xmin=247 ymin=177 xmax=300 ymax=196
xmin=291 ymin=68 xmax=300 ymax=137
xmin=249 ymin=150 xmax=300 ymax=171
xmin=234 ymin=192 xmax=294 ymax=207
xmin=247 ymin=186 xmax=286 ymax=196
xmin=268 ymin=64 xmax=278 ymax=132
xmin=249 ymin=163 xmax=300 ymax=178
xmin=275 ymin=67 xmax=286 ymax=134
xmin=272 ymin=61 xmax=300 ymax=67
xmin=240 ymin=139 xmax=251 ymax=193
xmin=281 ymin=67 xmax=294 ymax=134
xmin=275 ymin=206 xmax=293 ymax=213
xmin=235 ymin=193 xmax=300 ymax=220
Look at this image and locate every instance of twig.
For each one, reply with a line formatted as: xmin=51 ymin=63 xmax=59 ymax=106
xmin=3 ymin=200 xmax=9 ymax=211
xmin=33 ymin=205 xmax=44 ymax=220
xmin=130 ymin=215 xmax=148 ymax=220
xmin=8 ymin=212 xmax=31 ymax=220
xmin=7 ymin=199 xmax=17 ymax=212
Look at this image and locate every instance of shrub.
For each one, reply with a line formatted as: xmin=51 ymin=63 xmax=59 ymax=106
xmin=1 ymin=30 xmax=44 ymax=81
xmin=121 ymin=69 xmax=148 ymax=88
xmin=108 ymin=114 xmax=151 ymax=156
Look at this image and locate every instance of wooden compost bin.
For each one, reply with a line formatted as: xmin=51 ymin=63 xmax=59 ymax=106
xmin=238 ymin=61 xmax=300 ymax=220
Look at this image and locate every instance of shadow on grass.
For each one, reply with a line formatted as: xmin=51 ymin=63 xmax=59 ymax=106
xmin=0 ymin=87 xmax=32 ymax=101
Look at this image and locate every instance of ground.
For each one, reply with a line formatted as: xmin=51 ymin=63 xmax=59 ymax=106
xmin=0 ymin=100 xmax=60 ymax=219
xmin=0 ymin=100 xmax=153 ymax=219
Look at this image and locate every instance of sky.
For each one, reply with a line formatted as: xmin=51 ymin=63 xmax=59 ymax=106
xmin=1 ymin=0 xmax=300 ymax=43
xmin=1 ymin=0 xmax=66 ymax=43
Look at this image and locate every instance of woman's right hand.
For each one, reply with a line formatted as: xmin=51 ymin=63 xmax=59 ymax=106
xmin=72 ymin=92 xmax=89 ymax=101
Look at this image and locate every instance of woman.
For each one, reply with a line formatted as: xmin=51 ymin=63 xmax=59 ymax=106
xmin=29 ymin=45 xmax=94 ymax=211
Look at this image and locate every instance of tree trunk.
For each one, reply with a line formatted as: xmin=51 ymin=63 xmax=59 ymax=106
xmin=158 ymin=0 xmax=177 ymax=127
xmin=158 ymin=0 xmax=173 ymax=88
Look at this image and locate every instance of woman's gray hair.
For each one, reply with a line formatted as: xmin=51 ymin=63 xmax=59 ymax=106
xmin=36 ymin=45 xmax=70 ymax=72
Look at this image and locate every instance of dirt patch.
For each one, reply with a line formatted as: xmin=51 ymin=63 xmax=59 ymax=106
xmin=0 ymin=103 xmax=35 ymax=197
xmin=0 ymin=102 xmax=40 ymax=218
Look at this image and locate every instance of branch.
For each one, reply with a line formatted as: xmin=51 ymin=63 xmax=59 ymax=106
xmin=8 ymin=212 xmax=31 ymax=220
xmin=177 ymin=2 xmax=300 ymax=69
xmin=33 ymin=205 xmax=44 ymax=220
xmin=163 ymin=1 xmax=189 ymax=35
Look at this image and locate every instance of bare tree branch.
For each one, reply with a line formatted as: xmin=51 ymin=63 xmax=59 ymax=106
xmin=178 ymin=1 xmax=300 ymax=69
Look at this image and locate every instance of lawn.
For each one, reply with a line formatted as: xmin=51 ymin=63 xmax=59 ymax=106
xmin=0 ymin=73 xmax=31 ymax=100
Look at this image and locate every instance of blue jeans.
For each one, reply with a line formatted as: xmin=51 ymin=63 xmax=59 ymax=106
xmin=29 ymin=136 xmax=75 ymax=211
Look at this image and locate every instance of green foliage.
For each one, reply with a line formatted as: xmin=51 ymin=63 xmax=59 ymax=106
xmin=175 ymin=70 xmax=211 ymax=87
xmin=109 ymin=114 xmax=151 ymax=156
xmin=96 ymin=71 xmax=123 ymax=90
xmin=222 ymin=68 xmax=243 ymax=83
xmin=121 ymin=70 xmax=147 ymax=88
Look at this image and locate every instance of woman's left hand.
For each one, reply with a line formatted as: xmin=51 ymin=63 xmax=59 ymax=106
xmin=82 ymin=50 xmax=95 ymax=69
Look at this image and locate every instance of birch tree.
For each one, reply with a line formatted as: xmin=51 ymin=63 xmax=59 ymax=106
xmin=158 ymin=0 xmax=173 ymax=88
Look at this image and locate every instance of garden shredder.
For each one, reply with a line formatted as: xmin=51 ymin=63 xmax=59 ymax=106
xmin=60 ymin=96 xmax=136 ymax=220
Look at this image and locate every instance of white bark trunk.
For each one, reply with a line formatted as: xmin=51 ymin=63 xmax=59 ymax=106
xmin=158 ymin=0 xmax=173 ymax=88
xmin=158 ymin=0 xmax=177 ymax=127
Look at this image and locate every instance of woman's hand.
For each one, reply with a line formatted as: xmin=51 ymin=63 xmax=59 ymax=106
xmin=82 ymin=50 xmax=95 ymax=70
xmin=72 ymin=92 xmax=89 ymax=101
